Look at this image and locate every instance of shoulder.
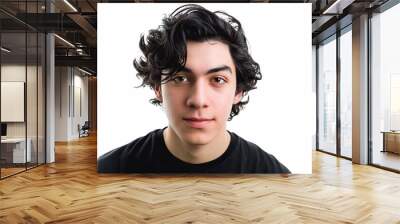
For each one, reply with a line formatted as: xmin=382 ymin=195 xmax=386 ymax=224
xmin=234 ymin=133 xmax=291 ymax=174
xmin=97 ymin=145 xmax=124 ymax=173
xmin=97 ymin=129 xmax=162 ymax=173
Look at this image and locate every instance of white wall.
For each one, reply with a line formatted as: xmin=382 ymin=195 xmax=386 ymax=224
xmin=55 ymin=66 xmax=69 ymax=141
xmin=55 ymin=66 xmax=89 ymax=141
xmin=71 ymin=71 xmax=89 ymax=138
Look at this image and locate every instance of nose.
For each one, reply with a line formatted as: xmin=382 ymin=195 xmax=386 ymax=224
xmin=186 ymin=79 xmax=209 ymax=109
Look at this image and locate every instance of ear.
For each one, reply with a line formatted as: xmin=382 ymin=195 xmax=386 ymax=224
xmin=233 ymin=90 xmax=243 ymax=104
xmin=154 ymin=85 xmax=163 ymax=102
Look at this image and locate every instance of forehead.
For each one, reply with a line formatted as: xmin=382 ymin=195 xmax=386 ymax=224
xmin=185 ymin=40 xmax=235 ymax=74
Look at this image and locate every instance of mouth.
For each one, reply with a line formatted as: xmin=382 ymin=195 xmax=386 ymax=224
xmin=183 ymin=117 xmax=214 ymax=128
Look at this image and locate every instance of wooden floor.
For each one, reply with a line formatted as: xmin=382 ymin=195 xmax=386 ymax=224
xmin=0 ymin=167 xmax=26 ymax=178
xmin=373 ymin=150 xmax=400 ymax=171
xmin=1 ymin=162 xmax=44 ymax=178
xmin=1 ymin=134 xmax=400 ymax=223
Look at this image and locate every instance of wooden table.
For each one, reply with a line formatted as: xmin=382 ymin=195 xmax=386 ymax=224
xmin=381 ymin=131 xmax=400 ymax=154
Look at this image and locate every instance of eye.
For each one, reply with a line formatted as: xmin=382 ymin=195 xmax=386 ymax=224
xmin=212 ymin=76 xmax=227 ymax=85
xmin=172 ymin=75 xmax=188 ymax=84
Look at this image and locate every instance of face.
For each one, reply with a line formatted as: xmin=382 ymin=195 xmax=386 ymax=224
xmin=155 ymin=40 xmax=243 ymax=146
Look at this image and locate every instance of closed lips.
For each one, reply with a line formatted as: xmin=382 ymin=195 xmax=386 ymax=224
xmin=183 ymin=118 xmax=214 ymax=121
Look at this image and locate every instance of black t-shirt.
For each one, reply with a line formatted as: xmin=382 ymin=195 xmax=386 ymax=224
xmin=98 ymin=128 xmax=290 ymax=174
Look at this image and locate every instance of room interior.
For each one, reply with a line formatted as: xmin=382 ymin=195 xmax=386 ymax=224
xmin=0 ymin=0 xmax=399 ymax=222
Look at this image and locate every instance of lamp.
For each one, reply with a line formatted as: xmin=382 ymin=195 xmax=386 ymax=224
xmin=78 ymin=67 xmax=93 ymax=76
xmin=54 ymin=34 xmax=75 ymax=48
xmin=63 ymin=0 xmax=78 ymax=12
xmin=1 ymin=47 xmax=11 ymax=53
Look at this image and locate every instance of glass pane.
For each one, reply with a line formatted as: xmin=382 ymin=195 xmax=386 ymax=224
xmin=38 ymin=32 xmax=45 ymax=165
xmin=371 ymin=4 xmax=400 ymax=171
xmin=26 ymin=0 xmax=40 ymax=169
xmin=27 ymin=31 xmax=38 ymax=169
xmin=340 ymin=29 xmax=352 ymax=158
xmin=1 ymin=31 xmax=27 ymax=177
xmin=318 ymin=37 xmax=337 ymax=154
xmin=0 ymin=1 xmax=46 ymax=179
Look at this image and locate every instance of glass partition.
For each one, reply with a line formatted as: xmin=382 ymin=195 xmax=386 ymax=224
xmin=317 ymin=35 xmax=337 ymax=155
xmin=0 ymin=1 xmax=46 ymax=179
xmin=38 ymin=32 xmax=45 ymax=165
xmin=371 ymin=3 xmax=400 ymax=171
xmin=27 ymin=31 xmax=38 ymax=169
xmin=26 ymin=0 xmax=43 ymax=170
xmin=339 ymin=27 xmax=352 ymax=158
xmin=1 ymin=31 xmax=28 ymax=177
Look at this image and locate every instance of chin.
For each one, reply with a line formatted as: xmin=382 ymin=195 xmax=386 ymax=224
xmin=180 ymin=131 xmax=214 ymax=146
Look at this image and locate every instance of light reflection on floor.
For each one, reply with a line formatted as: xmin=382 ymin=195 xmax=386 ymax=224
xmin=372 ymin=150 xmax=400 ymax=171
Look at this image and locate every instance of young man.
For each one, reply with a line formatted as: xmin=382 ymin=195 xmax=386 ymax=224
xmin=98 ymin=4 xmax=290 ymax=173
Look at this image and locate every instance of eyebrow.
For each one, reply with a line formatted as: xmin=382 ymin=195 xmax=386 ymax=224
xmin=180 ymin=65 xmax=233 ymax=75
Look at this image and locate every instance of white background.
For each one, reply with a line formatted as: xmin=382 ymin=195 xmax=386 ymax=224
xmin=98 ymin=3 xmax=312 ymax=174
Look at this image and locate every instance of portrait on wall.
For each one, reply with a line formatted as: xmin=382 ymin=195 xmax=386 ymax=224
xmin=97 ymin=3 xmax=312 ymax=174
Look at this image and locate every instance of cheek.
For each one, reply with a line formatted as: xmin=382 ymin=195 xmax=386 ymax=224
xmin=162 ymin=87 xmax=183 ymax=112
xmin=213 ymin=91 xmax=236 ymax=117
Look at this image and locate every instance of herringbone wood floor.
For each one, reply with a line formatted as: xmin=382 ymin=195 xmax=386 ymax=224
xmin=1 ymin=133 xmax=400 ymax=223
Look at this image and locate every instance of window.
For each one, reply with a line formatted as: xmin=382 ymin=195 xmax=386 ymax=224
xmin=318 ymin=36 xmax=337 ymax=155
xmin=339 ymin=27 xmax=352 ymax=158
xmin=371 ymin=2 xmax=400 ymax=171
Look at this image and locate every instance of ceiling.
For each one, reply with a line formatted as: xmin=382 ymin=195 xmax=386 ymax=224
xmin=0 ymin=0 xmax=392 ymax=75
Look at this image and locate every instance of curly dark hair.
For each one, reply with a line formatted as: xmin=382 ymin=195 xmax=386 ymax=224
xmin=133 ymin=4 xmax=262 ymax=120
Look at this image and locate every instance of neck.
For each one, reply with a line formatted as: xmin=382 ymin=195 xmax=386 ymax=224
xmin=163 ymin=127 xmax=230 ymax=164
